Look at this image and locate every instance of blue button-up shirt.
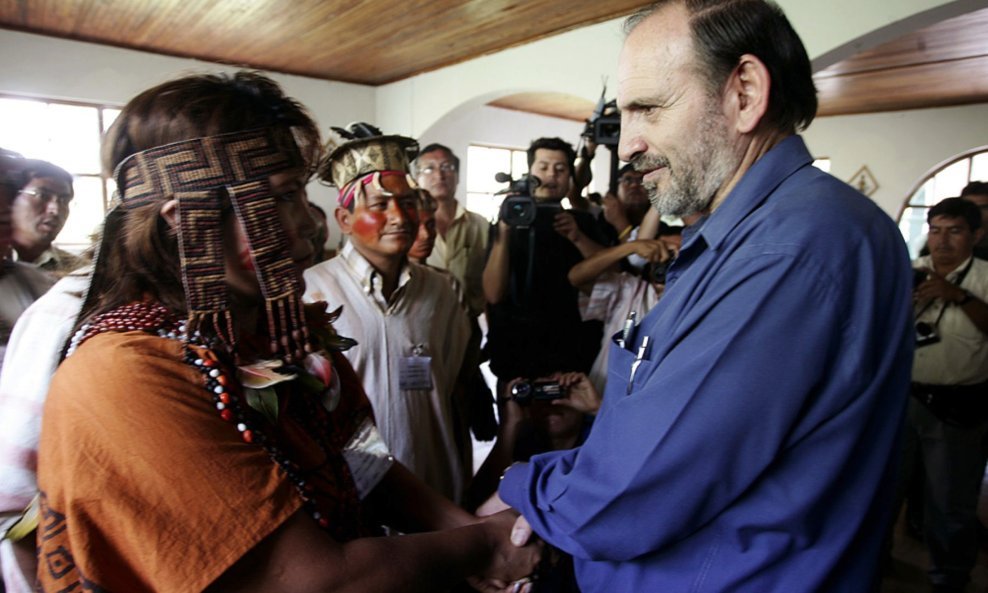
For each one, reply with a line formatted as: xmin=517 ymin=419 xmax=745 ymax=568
xmin=500 ymin=136 xmax=914 ymax=593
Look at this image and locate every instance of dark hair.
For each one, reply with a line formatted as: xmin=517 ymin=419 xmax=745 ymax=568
xmin=625 ymin=0 xmax=817 ymax=134
xmin=527 ymin=137 xmax=576 ymax=176
xmin=22 ymin=160 xmax=74 ymax=195
xmin=89 ymin=71 xmax=320 ymax=318
xmin=102 ymin=71 xmax=320 ymax=176
xmin=416 ymin=143 xmax=460 ymax=172
xmin=308 ymin=201 xmax=327 ymax=220
xmin=928 ymin=197 xmax=981 ymax=232
xmin=961 ymin=180 xmax=988 ymax=197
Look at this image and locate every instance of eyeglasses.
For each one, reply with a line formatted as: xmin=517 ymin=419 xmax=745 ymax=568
xmin=419 ymin=163 xmax=457 ymax=175
xmin=19 ymin=187 xmax=73 ymax=207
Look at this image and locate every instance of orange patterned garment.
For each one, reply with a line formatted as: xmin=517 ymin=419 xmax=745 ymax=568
xmin=36 ymin=330 xmax=377 ymax=593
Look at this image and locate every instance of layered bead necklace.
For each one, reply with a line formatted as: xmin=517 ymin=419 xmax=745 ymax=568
xmin=68 ymin=300 xmax=361 ymax=537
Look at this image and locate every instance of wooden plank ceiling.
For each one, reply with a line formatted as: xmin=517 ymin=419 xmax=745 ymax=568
xmin=814 ymin=5 xmax=988 ymax=116
xmin=496 ymin=5 xmax=988 ymax=122
xmin=2 ymin=2 xmax=986 ymax=120
xmin=0 ymin=0 xmax=646 ymax=86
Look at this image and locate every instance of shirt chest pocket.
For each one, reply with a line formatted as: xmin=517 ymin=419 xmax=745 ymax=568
xmin=605 ymin=333 xmax=657 ymax=400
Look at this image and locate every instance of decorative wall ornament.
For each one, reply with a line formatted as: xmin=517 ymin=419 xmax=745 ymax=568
xmin=849 ymin=165 xmax=879 ymax=197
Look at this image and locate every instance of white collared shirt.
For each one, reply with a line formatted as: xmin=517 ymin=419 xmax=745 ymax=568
xmin=912 ymin=255 xmax=988 ymax=385
xmin=303 ymin=246 xmax=472 ymax=501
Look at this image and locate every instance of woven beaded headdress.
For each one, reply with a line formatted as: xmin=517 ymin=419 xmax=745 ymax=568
xmin=318 ymin=122 xmax=419 ymax=208
xmin=86 ymin=127 xmax=309 ymax=361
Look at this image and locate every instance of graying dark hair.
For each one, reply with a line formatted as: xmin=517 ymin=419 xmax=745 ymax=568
xmin=624 ymin=0 xmax=817 ymax=133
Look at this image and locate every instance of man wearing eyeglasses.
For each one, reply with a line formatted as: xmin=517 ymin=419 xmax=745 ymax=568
xmin=0 ymin=151 xmax=54 ymax=367
xmin=414 ymin=143 xmax=488 ymax=319
xmin=12 ymin=160 xmax=82 ymax=278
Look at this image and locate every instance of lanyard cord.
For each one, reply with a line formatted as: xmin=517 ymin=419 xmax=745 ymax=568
xmin=915 ymin=256 xmax=975 ymax=328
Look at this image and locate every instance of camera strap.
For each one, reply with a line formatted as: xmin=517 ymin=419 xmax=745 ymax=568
xmin=915 ymin=256 xmax=974 ymax=329
xmin=506 ymin=224 xmax=538 ymax=309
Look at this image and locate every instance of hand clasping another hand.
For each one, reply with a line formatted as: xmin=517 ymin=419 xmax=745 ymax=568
xmin=468 ymin=510 xmax=542 ymax=593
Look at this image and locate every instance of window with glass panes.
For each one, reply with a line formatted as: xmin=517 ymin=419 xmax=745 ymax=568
xmin=899 ymin=148 xmax=988 ymax=258
xmin=465 ymin=144 xmax=529 ymax=223
xmin=0 ymin=95 xmax=121 ymax=252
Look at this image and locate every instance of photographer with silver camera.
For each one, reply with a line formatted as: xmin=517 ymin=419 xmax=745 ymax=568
xmin=902 ymin=197 xmax=988 ymax=593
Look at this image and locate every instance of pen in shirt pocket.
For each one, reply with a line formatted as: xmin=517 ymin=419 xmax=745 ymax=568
xmin=627 ymin=336 xmax=650 ymax=395
xmin=618 ymin=311 xmax=637 ymax=349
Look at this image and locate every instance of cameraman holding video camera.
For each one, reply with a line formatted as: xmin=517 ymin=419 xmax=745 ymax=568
xmin=483 ymin=137 xmax=606 ymax=394
xmin=903 ymin=197 xmax=988 ymax=593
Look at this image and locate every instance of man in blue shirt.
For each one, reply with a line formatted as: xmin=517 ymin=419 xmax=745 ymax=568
xmin=496 ymin=1 xmax=914 ymax=592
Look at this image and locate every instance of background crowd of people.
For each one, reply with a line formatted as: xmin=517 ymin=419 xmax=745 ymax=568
xmin=0 ymin=1 xmax=985 ymax=592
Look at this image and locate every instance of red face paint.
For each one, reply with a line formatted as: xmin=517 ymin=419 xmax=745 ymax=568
xmin=350 ymin=209 xmax=388 ymax=243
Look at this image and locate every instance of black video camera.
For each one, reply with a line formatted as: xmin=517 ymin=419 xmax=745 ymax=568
xmin=587 ymin=101 xmax=620 ymax=147
xmin=496 ymin=173 xmax=541 ymax=227
xmin=583 ymin=91 xmax=621 ymax=147
xmin=510 ymin=380 xmax=564 ymax=405
xmin=642 ymin=261 xmax=669 ymax=284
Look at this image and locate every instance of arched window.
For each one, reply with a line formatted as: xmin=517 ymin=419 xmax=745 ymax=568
xmin=898 ymin=147 xmax=988 ymax=258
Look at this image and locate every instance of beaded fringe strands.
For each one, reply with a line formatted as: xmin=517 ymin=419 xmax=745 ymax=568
xmin=110 ymin=127 xmax=307 ymax=362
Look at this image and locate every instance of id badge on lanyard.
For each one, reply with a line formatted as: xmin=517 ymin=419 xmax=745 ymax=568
xmin=399 ymin=344 xmax=433 ymax=391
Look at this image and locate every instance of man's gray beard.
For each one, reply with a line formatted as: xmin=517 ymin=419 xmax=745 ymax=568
xmin=642 ymin=162 xmax=709 ymax=218
xmin=638 ymin=111 xmax=737 ymax=218
xmin=640 ymin=142 xmax=735 ymax=218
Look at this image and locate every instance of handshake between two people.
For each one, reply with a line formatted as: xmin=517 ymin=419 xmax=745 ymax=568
xmin=469 ymin=372 xmax=603 ymax=591
xmin=468 ymin=508 xmax=542 ymax=593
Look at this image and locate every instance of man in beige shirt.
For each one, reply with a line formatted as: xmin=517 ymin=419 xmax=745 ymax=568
xmin=414 ymin=144 xmax=488 ymax=318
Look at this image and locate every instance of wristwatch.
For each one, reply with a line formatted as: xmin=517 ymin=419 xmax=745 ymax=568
xmin=957 ymin=290 xmax=974 ymax=306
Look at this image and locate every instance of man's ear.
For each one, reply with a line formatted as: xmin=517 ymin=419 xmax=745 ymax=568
xmin=723 ymin=53 xmax=771 ymax=135
xmin=334 ymin=206 xmax=353 ymax=235
xmin=159 ymin=199 xmax=179 ymax=229
xmin=975 ymin=227 xmax=985 ymax=245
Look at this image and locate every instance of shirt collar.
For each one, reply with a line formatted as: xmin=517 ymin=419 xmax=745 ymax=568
xmin=340 ymin=241 xmax=413 ymax=302
xmin=10 ymin=246 xmax=59 ymax=267
xmin=453 ymin=201 xmax=468 ymax=222
xmin=919 ymin=254 xmax=976 ymax=282
xmin=689 ymin=135 xmax=812 ymax=255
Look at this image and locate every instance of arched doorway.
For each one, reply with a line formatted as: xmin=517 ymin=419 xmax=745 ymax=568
xmin=898 ymin=146 xmax=988 ymax=258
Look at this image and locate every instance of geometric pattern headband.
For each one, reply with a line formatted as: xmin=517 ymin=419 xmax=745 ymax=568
xmin=337 ymin=170 xmax=416 ymax=209
xmin=113 ymin=127 xmax=309 ymax=361
xmin=318 ymin=127 xmax=418 ymax=192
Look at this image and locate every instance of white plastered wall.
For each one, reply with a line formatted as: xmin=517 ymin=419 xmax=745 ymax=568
xmin=804 ymin=104 xmax=988 ymax=217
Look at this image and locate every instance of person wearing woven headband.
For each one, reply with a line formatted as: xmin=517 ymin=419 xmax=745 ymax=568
xmin=304 ymin=124 xmax=473 ymax=504
xmin=32 ymin=74 xmax=538 ymax=593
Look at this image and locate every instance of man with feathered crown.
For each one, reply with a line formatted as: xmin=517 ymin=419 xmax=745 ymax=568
xmin=304 ymin=123 xmax=473 ymax=503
